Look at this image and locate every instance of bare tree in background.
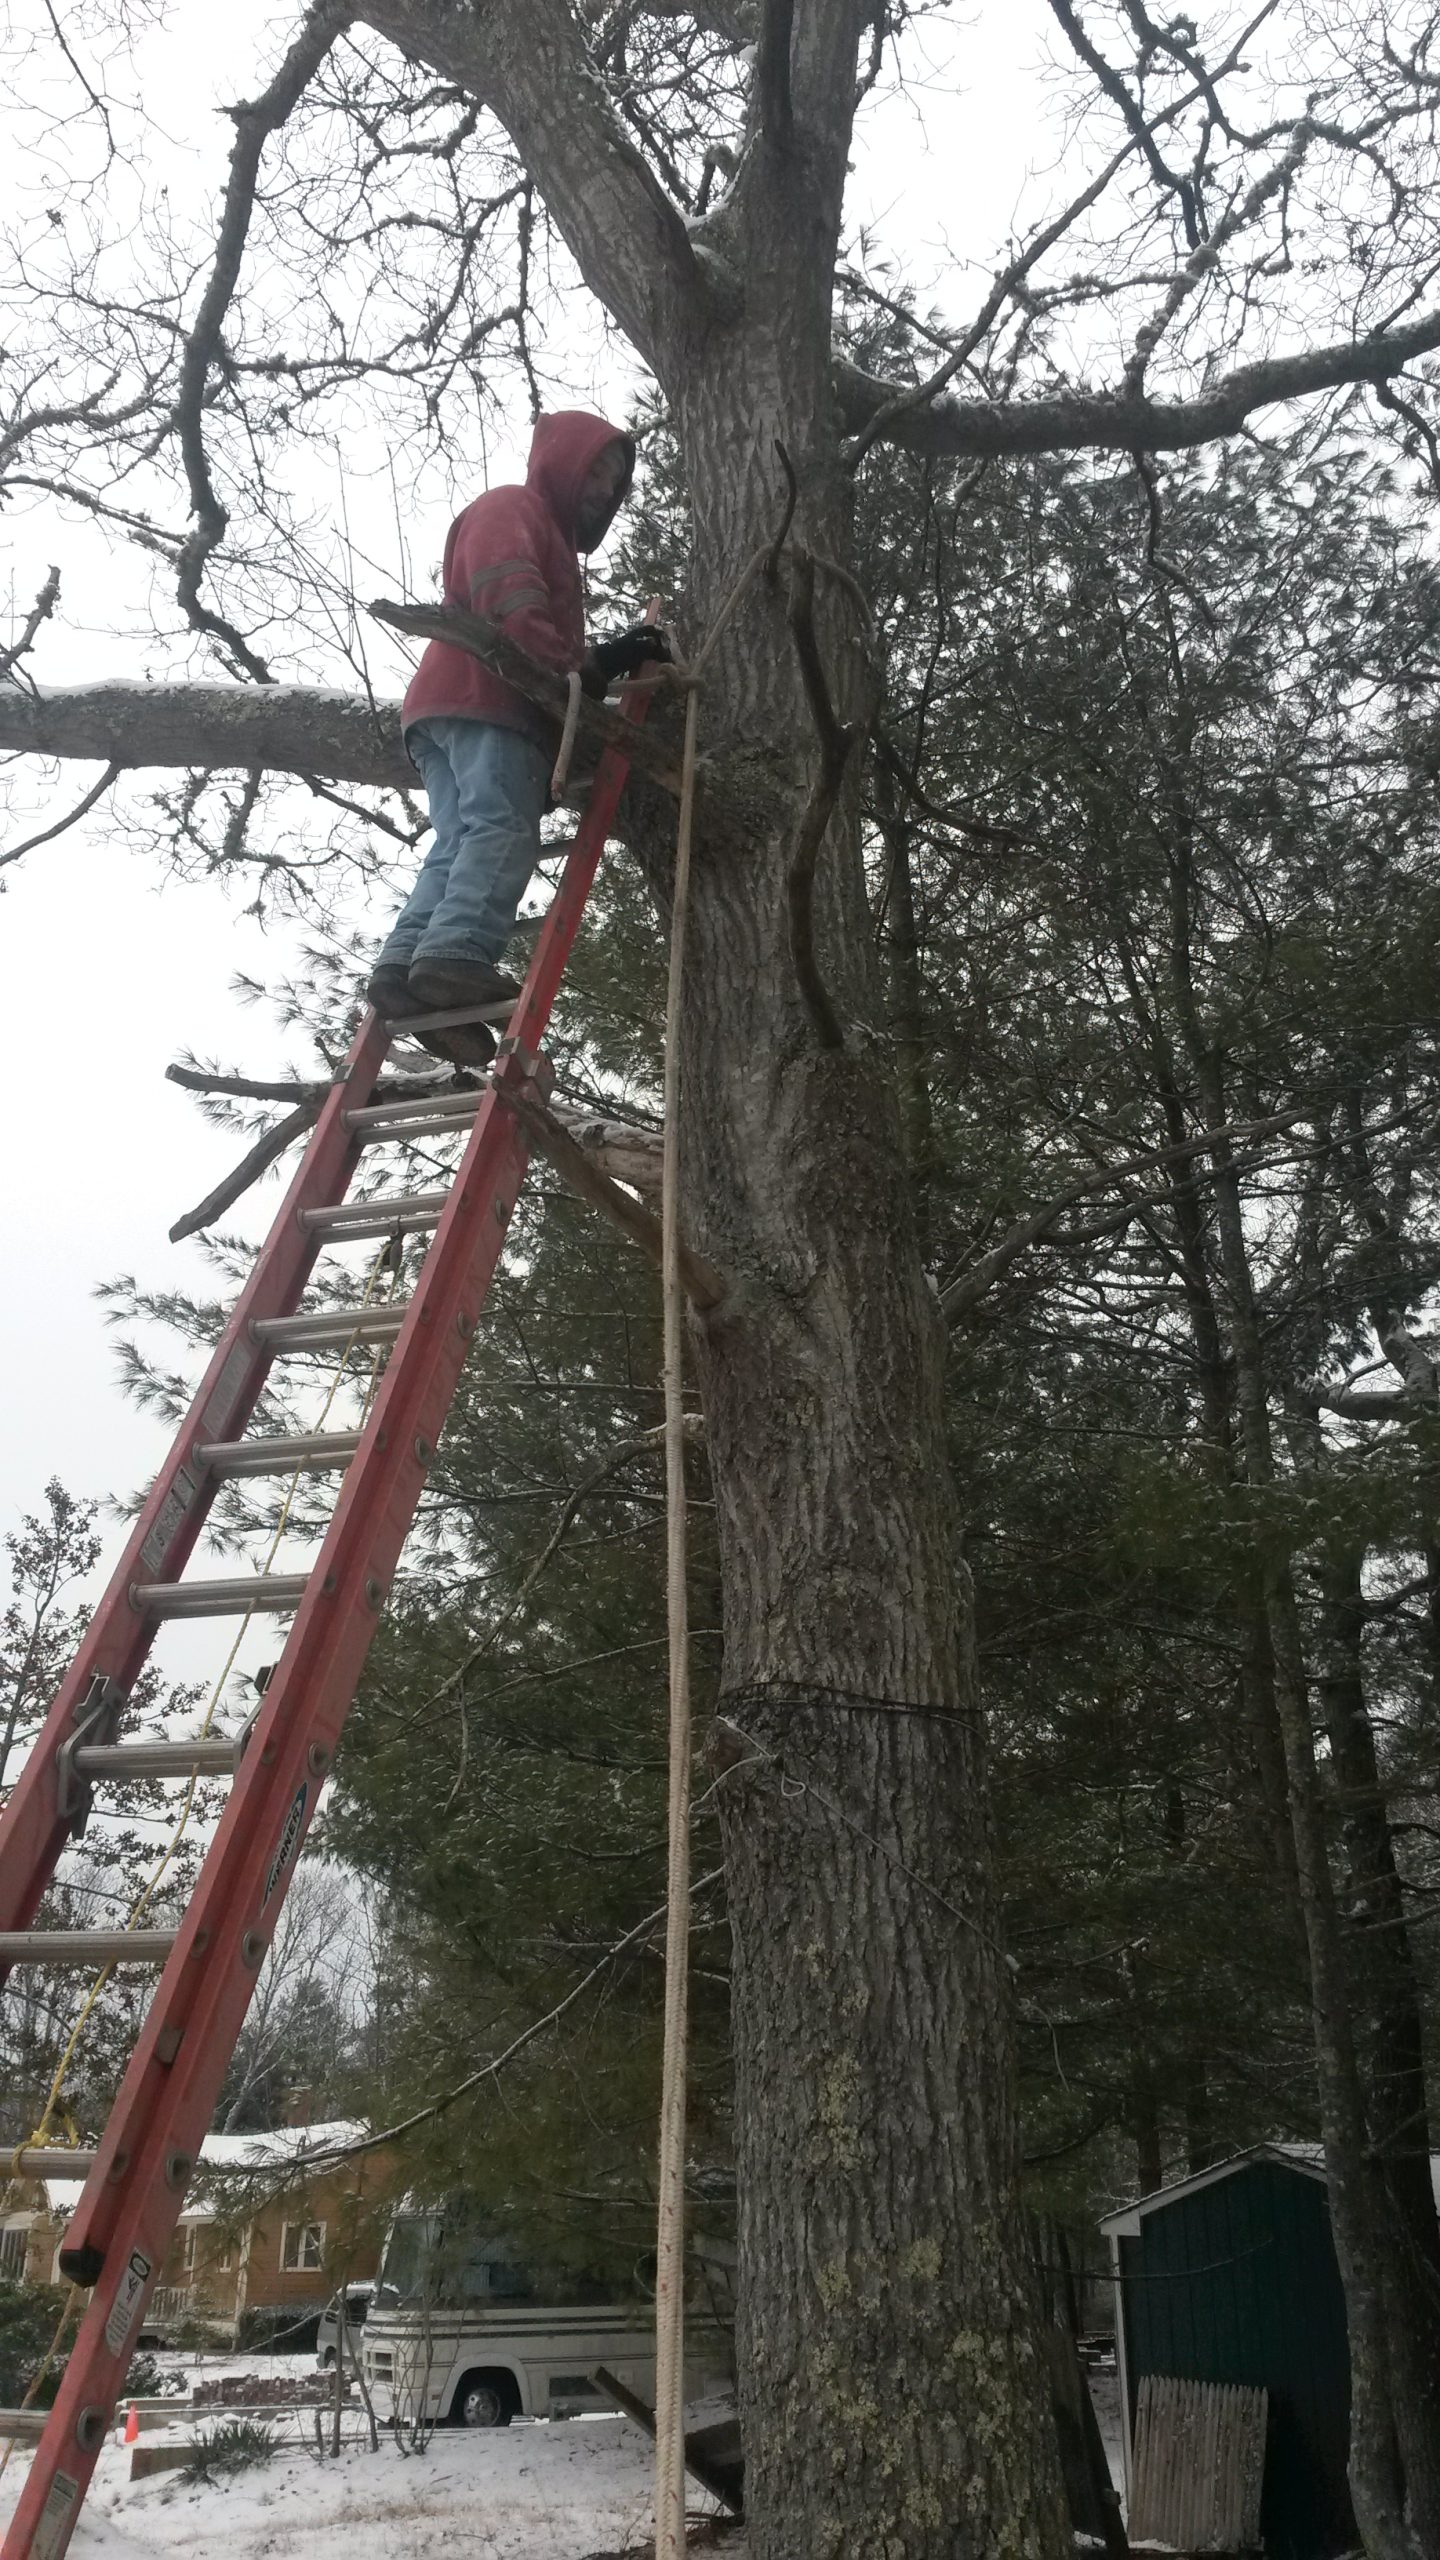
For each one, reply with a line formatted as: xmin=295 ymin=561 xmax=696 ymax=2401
xmin=7 ymin=3 xmax=1440 ymax=2549
xmin=218 ymin=1859 xmax=369 ymax=2130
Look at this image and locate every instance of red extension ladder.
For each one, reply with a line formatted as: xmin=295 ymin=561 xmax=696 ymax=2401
xmin=0 ymin=681 xmax=651 ymax=2559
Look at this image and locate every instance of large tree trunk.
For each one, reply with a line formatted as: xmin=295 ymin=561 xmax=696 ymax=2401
xmin=657 ymin=263 xmax=1067 ymax=2555
xmin=1319 ymin=1546 xmax=1440 ymax=2555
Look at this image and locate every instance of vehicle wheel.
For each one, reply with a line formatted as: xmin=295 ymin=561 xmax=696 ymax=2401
xmin=452 ymin=2369 xmax=513 ymax=2429
xmin=321 ymin=2347 xmax=337 ymax=2370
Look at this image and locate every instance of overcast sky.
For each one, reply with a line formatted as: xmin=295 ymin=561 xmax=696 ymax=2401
xmin=0 ymin=0 xmax=1059 ymax=1686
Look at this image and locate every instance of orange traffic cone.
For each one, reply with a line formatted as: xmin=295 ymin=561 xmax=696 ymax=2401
xmin=123 ymin=2404 xmax=139 ymax=2445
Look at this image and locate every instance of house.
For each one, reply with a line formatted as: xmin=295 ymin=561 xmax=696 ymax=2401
xmin=2 ymin=2120 xmax=402 ymax=2345
xmin=1099 ymin=2141 xmax=1440 ymax=2560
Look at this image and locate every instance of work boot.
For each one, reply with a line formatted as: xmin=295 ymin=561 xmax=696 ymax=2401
xmin=365 ymin=963 xmax=420 ymax=1020
xmin=407 ymin=957 xmax=522 ymax=1013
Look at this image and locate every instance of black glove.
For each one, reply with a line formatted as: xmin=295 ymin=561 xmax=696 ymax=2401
xmin=579 ymin=624 xmax=672 ymax=698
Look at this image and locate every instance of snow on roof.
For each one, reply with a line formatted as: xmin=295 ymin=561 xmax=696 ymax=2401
xmin=14 ymin=2121 xmax=368 ymax=2219
xmin=193 ymin=2120 xmax=366 ymax=2175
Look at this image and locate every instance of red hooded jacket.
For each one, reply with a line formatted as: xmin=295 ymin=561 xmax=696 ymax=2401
xmin=401 ymin=410 xmax=633 ymax=749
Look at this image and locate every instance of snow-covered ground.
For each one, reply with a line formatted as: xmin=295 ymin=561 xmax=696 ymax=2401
xmin=0 ymin=2414 xmax=730 ymax=2559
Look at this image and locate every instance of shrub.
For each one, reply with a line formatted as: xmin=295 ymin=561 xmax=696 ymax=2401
xmin=183 ymin=2418 xmax=277 ymax=2483
xmin=0 ymin=2278 xmax=70 ymax=2407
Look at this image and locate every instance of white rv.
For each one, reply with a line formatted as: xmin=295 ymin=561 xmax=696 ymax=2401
xmin=361 ymin=2206 xmax=734 ymax=2428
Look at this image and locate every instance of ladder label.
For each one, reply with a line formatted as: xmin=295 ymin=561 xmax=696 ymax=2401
xmin=201 ymin=1339 xmax=253 ymax=1438
xmin=102 ymin=2248 xmax=153 ymax=2356
xmin=262 ymin=1783 xmax=308 ymax=1907
xmin=139 ymin=1468 xmax=198 ymax=1573
xmin=32 ymin=2471 xmax=78 ymax=2560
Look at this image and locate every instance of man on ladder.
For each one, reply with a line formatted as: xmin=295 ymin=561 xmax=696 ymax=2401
xmin=367 ymin=407 xmax=670 ymax=1064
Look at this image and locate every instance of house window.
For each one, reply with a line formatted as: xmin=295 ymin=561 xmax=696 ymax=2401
xmin=280 ymin=2221 xmax=325 ymax=2273
xmin=0 ymin=2226 xmax=27 ymax=2281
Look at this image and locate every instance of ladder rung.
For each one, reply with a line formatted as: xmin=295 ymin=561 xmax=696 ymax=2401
xmin=1 ymin=2149 xmax=100 ymax=2180
xmin=301 ymin=1188 xmax=449 ymax=1240
xmin=130 ymin=1574 xmax=310 ymax=1620
xmin=252 ymin=1305 xmax=409 ymax=1353
xmin=346 ymin=1089 xmax=486 ymax=1138
xmin=72 ymin=1737 xmax=240 ymax=1780
xmin=0 ymin=2410 xmax=51 ymax=2441
xmin=0 ymin=1931 xmax=175 ymax=1966
xmin=196 ymin=1430 xmax=362 ymax=1478
xmin=398 ymin=999 xmax=515 ymax=1032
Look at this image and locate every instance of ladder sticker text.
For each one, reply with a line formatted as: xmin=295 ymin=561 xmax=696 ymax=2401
xmin=32 ymin=2470 xmax=78 ymax=2560
xmin=262 ymin=1782 xmax=308 ymax=1907
xmin=201 ymin=1339 xmax=253 ymax=1439
xmin=138 ymin=1469 xmax=198 ymax=1574
xmin=102 ymin=2250 xmax=152 ymax=2356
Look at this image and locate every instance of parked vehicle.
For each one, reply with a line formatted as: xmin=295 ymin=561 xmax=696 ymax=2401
xmin=361 ymin=2207 xmax=733 ymax=2428
xmin=316 ymin=2282 xmax=374 ymax=2370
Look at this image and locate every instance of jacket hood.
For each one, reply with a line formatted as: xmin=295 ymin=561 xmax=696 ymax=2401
xmin=526 ymin=410 xmax=633 ymax=548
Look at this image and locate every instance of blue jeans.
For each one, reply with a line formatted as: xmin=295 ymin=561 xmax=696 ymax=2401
xmin=379 ymin=717 xmax=551 ymax=974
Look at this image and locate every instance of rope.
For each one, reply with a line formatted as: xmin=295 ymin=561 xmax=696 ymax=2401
xmin=653 ymin=675 xmax=701 ymax=2560
xmin=550 ymin=669 xmax=584 ymax=801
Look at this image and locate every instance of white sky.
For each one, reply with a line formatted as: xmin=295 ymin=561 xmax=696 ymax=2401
xmin=0 ymin=0 xmax=1061 ymax=1678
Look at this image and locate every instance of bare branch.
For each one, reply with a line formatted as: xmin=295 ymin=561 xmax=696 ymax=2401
xmin=1044 ymin=0 xmax=1201 ymax=246
xmin=174 ymin=1 xmax=354 ymax=677
xmin=0 ymin=567 xmax=61 ymax=683
xmin=1 ymin=761 xmax=120 ymax=870
xmin=352 ymin=0 xmax=709 ymax=368
xmin=168 ymin=1102 xmax=321 ymax=1242
xmin=836 ymin=308 xmax=1440 ymax=460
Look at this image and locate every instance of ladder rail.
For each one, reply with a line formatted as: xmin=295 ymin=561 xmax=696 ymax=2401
xmin=0 ymin=684 xmax=651 ymax=2560
xmin=0 ymin=1014 xmax=391 ymax=1960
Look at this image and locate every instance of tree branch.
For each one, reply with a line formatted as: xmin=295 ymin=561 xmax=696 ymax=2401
xmin=501 ymin=1085 xmax=728 ymax=1310
xmin=835 ymin=308 xmax=1440 ymax=459
xmin=0 ymin=566 xmax=61 ymax=682
xmin=0 ymin=680 xmax=411 ymax=789
xmin=939 ymin=1104 xmax=1324 ymax=1322
xmin=352 ymin=0 xmax=708 ymax=369
xmin=173 ymin=0 xmax=353 ymax=678
xmin=168 ymin=1102 xmax=321 ymax=1242
xmin=164 ymin=1057 xmax=668 ymax=1237
xmin=2 ymin=761 xmax=120 ymax=869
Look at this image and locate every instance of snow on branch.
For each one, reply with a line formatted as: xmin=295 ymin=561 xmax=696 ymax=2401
xmin=0 ymin=680 xmax=412 ymax=790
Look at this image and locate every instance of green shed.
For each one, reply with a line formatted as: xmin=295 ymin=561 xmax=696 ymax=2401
xmin=1099 ymin=2144 xmax=1360 ymax=2559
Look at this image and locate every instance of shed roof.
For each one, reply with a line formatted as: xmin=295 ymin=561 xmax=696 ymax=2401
xmin=1099 ymin=2140 xmax=1440 ymax=2238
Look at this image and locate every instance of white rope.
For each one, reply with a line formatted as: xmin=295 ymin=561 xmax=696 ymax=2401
xmin=654 ymin=676 xmax=701 ymax=2560
xmin=550 ymin=668 xmax=584 ymax=799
